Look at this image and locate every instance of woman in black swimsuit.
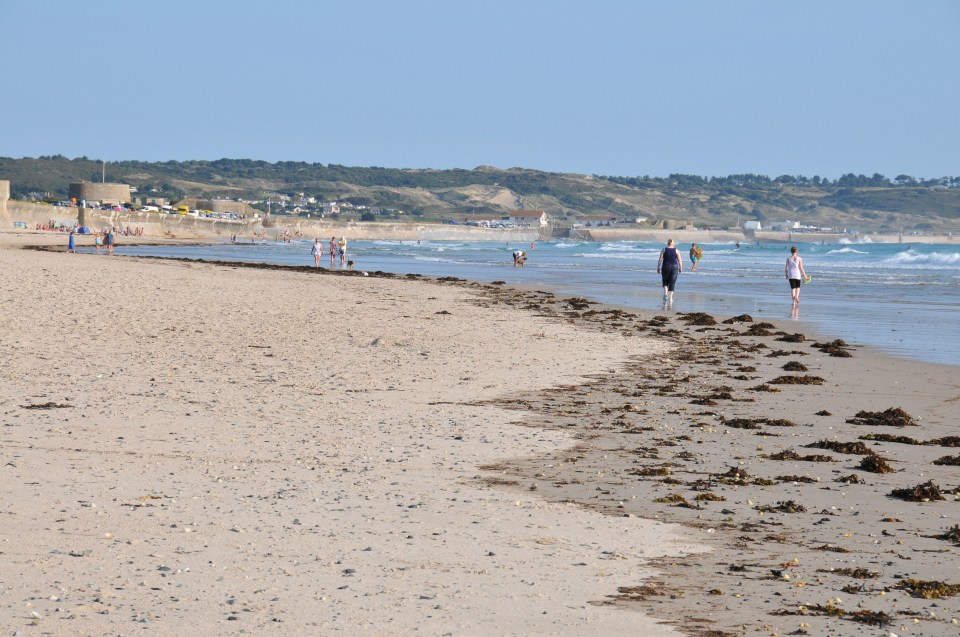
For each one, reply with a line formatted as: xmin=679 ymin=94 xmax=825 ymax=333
xmin=657 ymin=239 xmax=682 ymax=304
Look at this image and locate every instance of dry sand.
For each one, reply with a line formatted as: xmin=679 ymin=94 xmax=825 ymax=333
xmin=0 ymin=233 xmax=700 ymax=636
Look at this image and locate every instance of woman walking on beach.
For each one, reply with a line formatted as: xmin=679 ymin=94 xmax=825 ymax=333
xmin=785 ymin=246 xmax=809 ymax=304
xmin=329 ymin=236 xmax=338 ymax=267
xmin=311 ymin=238 xmax=323 ymax=269
xmin=657 ymin=239 xmax=682 ymax=304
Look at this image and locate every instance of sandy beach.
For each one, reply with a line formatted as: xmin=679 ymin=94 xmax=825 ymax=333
xmin=0 ymin=232 xmax=698 ymax=636
xmin=2 ymin=231 xmax=958 ymax=636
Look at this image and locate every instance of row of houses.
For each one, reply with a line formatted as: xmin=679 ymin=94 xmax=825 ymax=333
xmin=463 ymin=210 xmax=548 ymax=227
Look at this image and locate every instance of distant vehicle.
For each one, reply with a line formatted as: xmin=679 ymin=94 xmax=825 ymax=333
xmin=446 ymin=220 xmax=457 ymax=225
xmin=141 ymin=205 xmax=160 ymax=212
xmin=177 ymin=206 xmax=189 ymax=215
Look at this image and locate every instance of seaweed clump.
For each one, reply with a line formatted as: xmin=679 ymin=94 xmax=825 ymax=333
xmin=895 ymin=579 xmax=960 ymax=599
xmin=812 ymin=339 xmax=854 ymax=357
xmin=847 ymin=407 xmax=917 ymax=427
xmin=781 ymin=361 xmax=808 ymax=372
xmin=806 ymin=440 xmax=874 ymax=455
xmin=933 ymin=454 xmax=960 ymax=466
xmin=755 ymin=500 xmax=807 ymax=513
xmin=770 ymin=375 xmax=825 ymax=385
xmin=722 ymin=314 xmax=754 ymax=324
xmin=858 ymin=433 xmax=922 ymax=445
xmin=768 ymin=450 xmax=835 ymax=462
xmin=679 ymin=312 xmax=717 ymax=326
xmin=889 ymin=480 xmax=945 ymax=502
xmin=776 ymin=333 xmax=806 ymax=343
xmin=745 ymin=323 xmax=775 ymax=337
xmin=858 ymin=454 xmax=895 ymax=473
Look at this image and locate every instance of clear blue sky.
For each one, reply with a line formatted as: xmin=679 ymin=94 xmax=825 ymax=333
xmin=2 ymin=0 xmax=957 ymax=179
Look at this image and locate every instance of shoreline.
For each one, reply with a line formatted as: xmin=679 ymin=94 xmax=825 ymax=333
xmin=3 ymin=233 xmax=959 ymax=635
xmin=7 ymin=201 xmax=959 ymax=245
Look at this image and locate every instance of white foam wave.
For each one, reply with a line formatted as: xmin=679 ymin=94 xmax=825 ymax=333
xmin=884 ymin=251 xmax=960 ymax=265
xmin=838 ymin=236 xmax=873 ymax=244
xmin=827 ymin=247 xmax=868 ymax=255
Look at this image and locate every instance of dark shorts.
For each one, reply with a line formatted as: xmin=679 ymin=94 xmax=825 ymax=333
xmin=789 ymin=278 xmax=801 ymax=289
xmin=661 ymin=267 xmax=679 ymax=291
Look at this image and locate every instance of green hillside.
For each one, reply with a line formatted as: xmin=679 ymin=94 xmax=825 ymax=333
xmin=2 ymin=156 xmax=958 ymax=232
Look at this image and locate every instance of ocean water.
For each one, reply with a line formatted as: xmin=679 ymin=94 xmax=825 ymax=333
xmin=115 ymin=239 xmax=960 ymax=366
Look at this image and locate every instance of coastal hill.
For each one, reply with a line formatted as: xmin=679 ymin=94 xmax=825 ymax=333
xmin=2 ymin=156 xmax=959 ymax=233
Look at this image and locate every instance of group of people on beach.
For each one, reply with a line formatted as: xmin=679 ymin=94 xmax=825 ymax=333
xmin=311 ymin=236 xmax=350 ymax=269
xmin=657 ymin=239 xmax=810 ymax=305
xmin=66 ymin=228 xmax=117 ymax=255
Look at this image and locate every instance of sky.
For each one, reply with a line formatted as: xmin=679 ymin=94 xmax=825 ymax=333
xmin=1 ymin=0 xmax=958 ymax=179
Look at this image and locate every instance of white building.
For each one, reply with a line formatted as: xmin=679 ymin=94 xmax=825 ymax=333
xmin=507 ymin=210 xmax=547 ymax=227
xmin=743 ymin=221 xmax=762 ymax=231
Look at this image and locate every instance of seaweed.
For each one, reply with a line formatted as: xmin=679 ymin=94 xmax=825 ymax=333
xmin=722 ymin=314 xmax=754 ymax=324
xmin=776 ymin=475 xmax=817 ymax=483
xmin=21 ymin=402 xmax=72 ymax=410
xmin=835 ymin=474 xmax=862 ymax=484
xmin=817 ymin=567 xmax=879 ymax=579
xmin=718 ymin=466 xmax=750 ymax=482
xmin=932 ymin=436 xmax=960 ymax=447
xmin=805 ymin=440 xmax=873 ymax=455
xmin=679 ymin=312 xmax=717 ymax=326
xmin=737 ymin=365 xmax=757 ymax=372
xmin=629 ymin=466 xmax=673 ymax=477
xmin=755 ymin=500 xmax=807 ymax=513
xmin=889 ymin=480 xmax=945 ymax=502
xmin=812 ymin=339 xmax=854 ymax=357
xmin=745 ymin=324 xmax=774 ymax=336
xmin=721 ymin=417 xmax=797 ymax=429
xmin=845 ymin=610 xmax=892 ymax=626
xmin=895 ymin=579 xmax=960 ymax=599
xmin=749 ymin=384 xmax=781 ymax=392
xmin=846 ymin=407 xmax=917 ymax=428
xmin=815 ymin=409 xmax=832 ymax=416
xmin=781 ymin=361 xmax=808 ymax=371
xmin=654 ymin=493 xmax=689 ymax=505
xmin=858 ymin=454 xmax=895 ymax=473
xmin=766 ymin=349 xmax=807 ymax=358
xmin=770 ymin=375 xmax=825 ymax=385
xmin=694 ymin=493 xmax=726 ymax=502
xmin=776 ymin=333 xmax=806 ymax=343
xmin=858 ymin=433 xmax=923 ymax=445
xmin=769 ymin=450 xmax=835 ymax=462
xmin=932 ymin=525 xmax=960 ymax=545
xmin=933 ymin=454 xmax=960 ymax=466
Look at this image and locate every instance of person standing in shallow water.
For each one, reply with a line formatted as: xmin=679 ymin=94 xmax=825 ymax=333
xmin=785 ymin=245 xmax=809 ymax=305
xmin=311 ymin=238 xmax=323 ymax=269
xmin=657 ymin=239 xmax=682 ymax=304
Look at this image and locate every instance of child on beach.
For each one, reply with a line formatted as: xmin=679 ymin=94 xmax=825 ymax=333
xmin=67 ymin=231 xmax=76 ymax=253
xmin=785 ymin=246 xmax=810 ymax=304
xmin=689 ymin=243 xmax=702 ymax=270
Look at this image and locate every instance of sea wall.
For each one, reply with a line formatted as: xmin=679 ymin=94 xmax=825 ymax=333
xmin=586 ymin=228 xmax=747 ymax=244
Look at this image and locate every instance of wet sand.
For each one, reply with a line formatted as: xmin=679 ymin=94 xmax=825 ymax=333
xmin=2 ymin=231 xmax=959 ymax=635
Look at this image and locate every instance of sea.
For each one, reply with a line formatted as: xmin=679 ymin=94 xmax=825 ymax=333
xmin=115 ymin=239 xmax=960 ymax=367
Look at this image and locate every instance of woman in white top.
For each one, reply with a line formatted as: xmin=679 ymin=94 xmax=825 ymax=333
xmin=785 ymin=246 xmax=809 ymax=304
xmin=311 ymin=238 xmax=323 ymax=269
